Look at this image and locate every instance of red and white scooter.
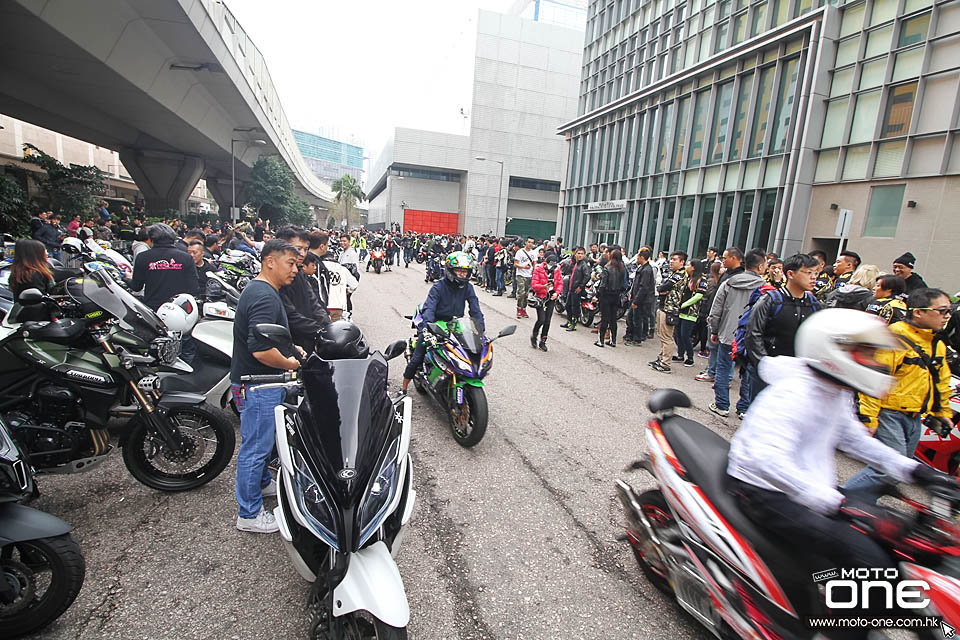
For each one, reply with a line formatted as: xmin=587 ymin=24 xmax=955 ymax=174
xmin=617 ymin=388 xmax=960 ymax=640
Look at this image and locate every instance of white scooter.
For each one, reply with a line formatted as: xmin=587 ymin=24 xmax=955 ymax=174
xmin=240 ymin=324 xmax=415 ymax=638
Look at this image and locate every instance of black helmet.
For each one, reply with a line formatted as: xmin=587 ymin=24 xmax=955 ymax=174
xmin=315 ymin=320 xmax=369 ymax=360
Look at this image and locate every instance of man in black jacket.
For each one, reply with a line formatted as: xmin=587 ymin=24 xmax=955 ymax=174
xmin=131 ymin=223 xmax=199 ymax=310
xmin=562 ymin=247 xmax=591 ymax=331
xmin=275 ymin=226 xmax=330 ymax=351
xmin=743 ymin=253 xmax=820 ymax=395
xmin=892 ymin=252 xmax=928 ymax=293
xmin=625 ymin=248 xmax=655 ymax=345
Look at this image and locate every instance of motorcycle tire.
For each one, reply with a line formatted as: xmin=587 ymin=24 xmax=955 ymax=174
xmin=630 ymin=490 xmax=675 ymax=595
xmin=617 ymin=304 xmax=628 ymax=320
xmin=580 ymin=308 xmax=596 ymax=327
xmin=449 ymin=385 xmax=488 ymax=448
xmin=375 ymin=265 xmax=382 ymax=274
xmin=416 ymin=255 xmax=425 ymax=264
xmin=554 ymin=299 xmax=566 ymax=315
xmin=413 ymin=375 xmax=426 ymax=394
xmin=122 ymin=404 xmax=236 ymax=492
xmin=0 ymin=533 xmax=85 ymax=638
xmin=318 ymin=613 xmax=407 ymax=640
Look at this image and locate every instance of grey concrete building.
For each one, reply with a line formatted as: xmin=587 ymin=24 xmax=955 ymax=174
xmin=558 ymin=0 xmax=960 ymax=289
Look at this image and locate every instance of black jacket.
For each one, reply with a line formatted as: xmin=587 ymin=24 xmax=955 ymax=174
xmin=744 ymin=286 xmax=820 ymax=366
xmin=32 ymin=222 xmax=61 ymax=250
xmin=568 ymin=259 xmax=591 ymax=293
xmin=131 ymin=242 xmax=199 ymax=310
xmin=279 ymin=270 xmax=330 ymax=349
xmin=631 ymin=262 xmax=656 ymax=304
xmin=904 ymin=272 xmax=927 ymax=293
xmin=717 ymin=265 xmax=743 ymax=286
xmin=598 ymin=263 xmax=624 ymax=297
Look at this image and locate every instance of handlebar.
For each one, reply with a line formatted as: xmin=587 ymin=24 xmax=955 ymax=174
xmin=240 ymin=371 xmax=299 ymax=385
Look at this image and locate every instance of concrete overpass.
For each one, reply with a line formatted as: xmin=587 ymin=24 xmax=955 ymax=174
xmin=0 ymin=0 xmax=334 ymax=216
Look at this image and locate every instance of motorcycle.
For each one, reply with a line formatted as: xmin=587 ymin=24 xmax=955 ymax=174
xmin=201 ymin=271 xmax=240 ymax=321
xmin=1 ymin=415 xmax=86 ymax=638
xmin=617 ymin=388 xmax=960 ymax=640
xmin=241 ymin=324 xmax=415 ymax=639
xmin=61 ymin=238 xmax=133 ymax=282
xmin=916 ymin=350 xmax=960 ymax=475
xmin=368 ymin=248 xmax=385 ymax=274
xmin=405 ymin=311 xmax=516 ymax=447
xmin=217 ymin=250 xmax=260 ymax=291
xmin=424 ymin=255 xmax=443 ymax=283
xmin=415 ymin=246 xmax=428 ymax=264
xmin=0 ymin=269 xmax=236 ymax=492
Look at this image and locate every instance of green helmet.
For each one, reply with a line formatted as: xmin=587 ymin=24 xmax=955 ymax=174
xmin=444 ymin=251 xmax=474 ymax=288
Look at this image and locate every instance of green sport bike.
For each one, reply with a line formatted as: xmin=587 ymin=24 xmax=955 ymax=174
xmin=405 ymin=311 xmax=515 ymax=447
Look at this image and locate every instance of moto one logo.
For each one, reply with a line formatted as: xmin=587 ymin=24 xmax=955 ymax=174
xmin=823 ymin=569 xmax=930 ymax=610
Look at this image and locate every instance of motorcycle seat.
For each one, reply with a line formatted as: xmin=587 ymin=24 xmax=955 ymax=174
xmin=660 ymin=415 xmax=812 ymax=616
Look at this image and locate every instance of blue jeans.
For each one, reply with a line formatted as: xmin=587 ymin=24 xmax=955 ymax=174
xmin=675 ymin=318 xmax=696 ymax=361
xmin=843 ymin=409 xmax=923 ymax=503
xmin=233 ymin=384 xmax=286 ymax=518
xmin=713 ymin=343 xmax=751 ymax=413
xmin=496 ymin=267 xmax=504 ymax=292
xmin=707 ymin=342 xmax=719 ymax=376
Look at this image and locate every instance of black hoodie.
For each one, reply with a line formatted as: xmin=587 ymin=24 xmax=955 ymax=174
xmin=131 ymin=240 xmax=199 ymax=310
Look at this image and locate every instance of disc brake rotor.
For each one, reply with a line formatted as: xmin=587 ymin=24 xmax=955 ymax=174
xmin=0 ymin=560 xmax=36 ymax=615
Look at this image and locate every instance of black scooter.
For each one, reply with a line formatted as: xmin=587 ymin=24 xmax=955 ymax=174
xmin=0 ymin=417 xmax=85 ymax=638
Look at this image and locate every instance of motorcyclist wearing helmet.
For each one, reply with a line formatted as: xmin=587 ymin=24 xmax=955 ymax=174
xmin=401 ymin=251 xmax=484 ymax=393
xmin=725 ymin=309 xmax=955 ymax=630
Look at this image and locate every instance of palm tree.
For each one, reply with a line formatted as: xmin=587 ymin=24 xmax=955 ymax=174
xmin=331 ymin=174 xmax=366 ymax=228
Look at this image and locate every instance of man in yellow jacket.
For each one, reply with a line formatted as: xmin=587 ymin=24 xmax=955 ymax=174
xmin=844 ymin=287 xmax=954 ymax=502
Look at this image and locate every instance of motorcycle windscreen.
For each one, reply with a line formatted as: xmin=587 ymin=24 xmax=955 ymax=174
xmin=68 ymin=269 xmax=166 ymax=336
xmin=450 ymin=317 xmax=483 ymax=354
xmin=297 ymin=356 xmax=395 ymax=507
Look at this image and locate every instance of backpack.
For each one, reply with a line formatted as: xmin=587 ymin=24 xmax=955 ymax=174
xmin=730 ymin=285 xmax=818 ymax=363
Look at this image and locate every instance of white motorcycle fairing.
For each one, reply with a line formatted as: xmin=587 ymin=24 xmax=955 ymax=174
xmin=332 ymin=541 xmax=410 ymax=628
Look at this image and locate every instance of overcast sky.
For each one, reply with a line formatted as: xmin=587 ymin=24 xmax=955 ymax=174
xmin=226 ymin=0 xmax=513 ymax=165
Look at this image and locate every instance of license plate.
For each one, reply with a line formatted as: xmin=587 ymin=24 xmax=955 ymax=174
xmin=456 ymin=387 xmax=464 ymax=405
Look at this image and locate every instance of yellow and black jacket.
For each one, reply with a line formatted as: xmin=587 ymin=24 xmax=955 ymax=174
xmin=865 ymin=297 xmax=907 ymax=325
xmin=858 ymin=321 xmax=952 ymax=431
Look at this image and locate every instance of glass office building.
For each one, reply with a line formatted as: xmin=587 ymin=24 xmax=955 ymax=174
xmin=293 ymin=129 xmax=364 ymax=186
xmin=558 ymin=0 xmax=960 ymax=284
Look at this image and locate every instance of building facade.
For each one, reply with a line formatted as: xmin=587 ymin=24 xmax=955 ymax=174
xmin=558 ymin=0 xmax=960 ymax=289
xmin=367 ymin=7 xmax=586 ymax=239
xmin=293 ymin=129 xmax=364 ymax=187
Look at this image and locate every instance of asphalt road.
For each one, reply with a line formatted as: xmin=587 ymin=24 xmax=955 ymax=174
xmin=24 ymin=260 xmax=877 ymax=640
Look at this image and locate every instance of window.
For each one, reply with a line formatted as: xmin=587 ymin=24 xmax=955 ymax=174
xmin=676 ymin=198 xmax=695 ymax=251
xmin=709 ymin=82 xmax=735 ymax=163
xmin=836 ymin=37 xmax=860 ymax=67
xmin=916 ymin=73 xmax=960 ymax=134
xmin=694 ymin=196 xmax=717 ymax=258
xmin=821 ymin=98 xmax=849 ymax=147
xmin=863 ymin=184 xmax=905 ymax=236
xmin=656 ymin=102 xmax=675 ymax=172
xmin=842 ymin=144 xmax=871 ymax=180
xmin=751 ymin=2 xmax=768 ymax=37
xmin=840 ymin=4 xmax=865 ymax=38
xmin=659 ymin=200 xmax=676 ymax=250
xmin=715 ymin=20 xmax=730 ymax=53
xmin=645 ymin=201 xmax=660 ymax=248
xmin=892 ymin=48 xmax=923 ymax=81
xmin=672 ymin=97 xmax=690 ymax=170
xmin=688 ymin=91 xmax=709 ymax=167
xmin=730 ymin=73 xmax=753 ymax=160
xmin=859 ymin=59 xmax=886 ymax=90
xmin=732 ymin=13 xmax=747 ymax=45
xmin=865 ymin=26 xmax=893 ymax=58
xmin=391 ymin=167 xmax=461 ymax=182
xmin=830 ymin=67 xmax=855 ymax=98
xmin=770 ymin=57 xmax=800 ymax=153
xmin=734 ymin=193 xmax=755 ymax=250
xmin=749 ymin=66 xmax=776 ymax=157
xmin=881 ymin=82 xmax=917 ymax=138
xmin=754 ymin=190 xmax=778 ymax=250
xmin=899 ymin=13 xmax=931 ymax=47
xmin=874 ymin=140 xmax=907 ymax=177
xmin=815 ymin=149 xmax=840 ymax=182
xmin=870 ymin=0 xmax=898 ymax=26
xmin=510 ymin=177 xmax=561 ymax=191
xmin=772 ymin=0 xmax=789 ymax=26
xmin=849 ymin=90 xmax=881 ymax=143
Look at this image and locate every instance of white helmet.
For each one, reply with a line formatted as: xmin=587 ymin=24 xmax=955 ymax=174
xmin=795 ymin=308 xmax=900 ymax=398
xmin=157 ymin=293 xmax=199 ymax=334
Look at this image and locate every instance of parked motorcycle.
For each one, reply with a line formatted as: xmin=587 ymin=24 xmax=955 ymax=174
xmin=405 ymin=310 xmax=515 ymax=447
xmin=241 ymin=324 xmax=415 ymax=639
xmin=217 ymin=250 xmax=260 ymax=291
xmin=0 ymin=416 xmax=86 ymax=638
xmin=617 ymin=388 xmax=960 ymax=639
xmin=369 ymin=248 xmax=386 ymax=274
xmin=0 ymin=269 xmax=236 ymax=492
xmin=201 ymin=271 xmax=240 ymax=320
xmin=916 ymin=350 xmax=960 ymax=474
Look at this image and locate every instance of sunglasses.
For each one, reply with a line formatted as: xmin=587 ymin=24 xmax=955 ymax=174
xmin=914 ymin=307 xmax=953 ymax=317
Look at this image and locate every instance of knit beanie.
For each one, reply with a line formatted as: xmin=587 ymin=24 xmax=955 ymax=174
xmin=892 ymin=252 xmax=916 ymax=268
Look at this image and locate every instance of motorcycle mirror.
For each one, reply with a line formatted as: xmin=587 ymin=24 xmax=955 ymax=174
xmin=497 ymin=325 xmax=517 ymax=339
xmin=254 ymin=323 xmax=292 ymax=347
xmin=17 ymin=288 xmax=44 ymax=305
xmin=383 ymin=340 xmax=406 ymax=361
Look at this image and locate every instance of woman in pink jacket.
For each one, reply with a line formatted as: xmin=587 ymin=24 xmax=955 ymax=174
xmin=530 ymin=254 xmax=564 ymax=351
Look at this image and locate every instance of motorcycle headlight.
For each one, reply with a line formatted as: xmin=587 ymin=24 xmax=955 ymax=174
xmin=0 ymin=419 xmax=19 ymax=462
xmin=445 ymin=345 xmax=474 ymax=373
xmin=292 ymin=449 xmax=340 ymax=551
xmin=358 ymin=437 xmax=402 ymax=547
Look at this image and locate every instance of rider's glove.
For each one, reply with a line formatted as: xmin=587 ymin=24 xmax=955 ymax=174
xmin=912 ymin=464 xmax=958 ymax=490
xmin=923 ymin=415 xmax=953 ymax=439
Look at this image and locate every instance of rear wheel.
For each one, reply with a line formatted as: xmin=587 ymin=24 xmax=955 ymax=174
xmin=123 ymin=404 xmax=236 ymax=491
xmin=580 ymin=308 xmax=596 ymax=327
xmin=555 ymin=299 xmax=566 ymax=315
xmin=448 ymin=385 xmax=488 ymax=447
xmin=629 ymin=490 xmax=675 ymax=595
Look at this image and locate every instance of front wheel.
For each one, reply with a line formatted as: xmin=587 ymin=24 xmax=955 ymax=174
xmin=580 ymin=307 xmax=596 ymax=327
xmin=123 ymin=404 xmax=236 ymax=491
xmin=448 ymin=385 xmax=488 ymax=447
xmin=0 ymin=534 xmax=86 ymax=638
xmin=555 ymin=299 xmax=566 ymax=315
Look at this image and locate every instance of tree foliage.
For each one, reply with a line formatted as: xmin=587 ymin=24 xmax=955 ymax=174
xmin=243 ymin=156 xmax=314 ymax=226
xmin=0 ymin=174 xmax=27 ymax=236
xmin=331 ymin=174 xmax=366 ymax=228
xmin=21 ymin=143 xmax=106 ymax=218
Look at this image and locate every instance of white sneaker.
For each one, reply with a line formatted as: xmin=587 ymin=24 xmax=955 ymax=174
xmin=236 ymin=509 xmax=279 ymax=534
xmin=261 ymin=479 xmax=277 ymax=497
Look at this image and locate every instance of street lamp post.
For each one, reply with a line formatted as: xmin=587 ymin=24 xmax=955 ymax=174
xmin=231 ymin=137 xmax=267 ymax=222
xmin=475 ymin=157 xmax=504 ymax=236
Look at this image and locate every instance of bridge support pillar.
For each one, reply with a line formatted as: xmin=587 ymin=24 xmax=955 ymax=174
xmin=119 ymin=148 xmax=204 ymax=215
xmin=205 ymin=178 xmax=235 ymax=220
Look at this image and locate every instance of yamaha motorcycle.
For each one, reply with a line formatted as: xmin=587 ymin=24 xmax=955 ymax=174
xmin=1 ymin=416 xmax=85 ymax=638
xmin=241 ymin=324 xmax=414 ymax=639
xmin=617 ymin=389 xmax=960 ymax=640
xmin=0 ymin=269 xmax=235 ymax=492
xmin=405 ymin=310 xmax=515 ymax=447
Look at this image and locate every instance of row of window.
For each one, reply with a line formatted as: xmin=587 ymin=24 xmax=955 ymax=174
xmin=509 ymin=176 xmax=562 ymax=191
xmin=389 ymin=167 xmax=462 ymax=182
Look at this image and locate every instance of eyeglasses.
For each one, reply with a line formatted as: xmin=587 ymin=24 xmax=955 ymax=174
xmin=914 ymin=307 xmax=953 ymax=317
